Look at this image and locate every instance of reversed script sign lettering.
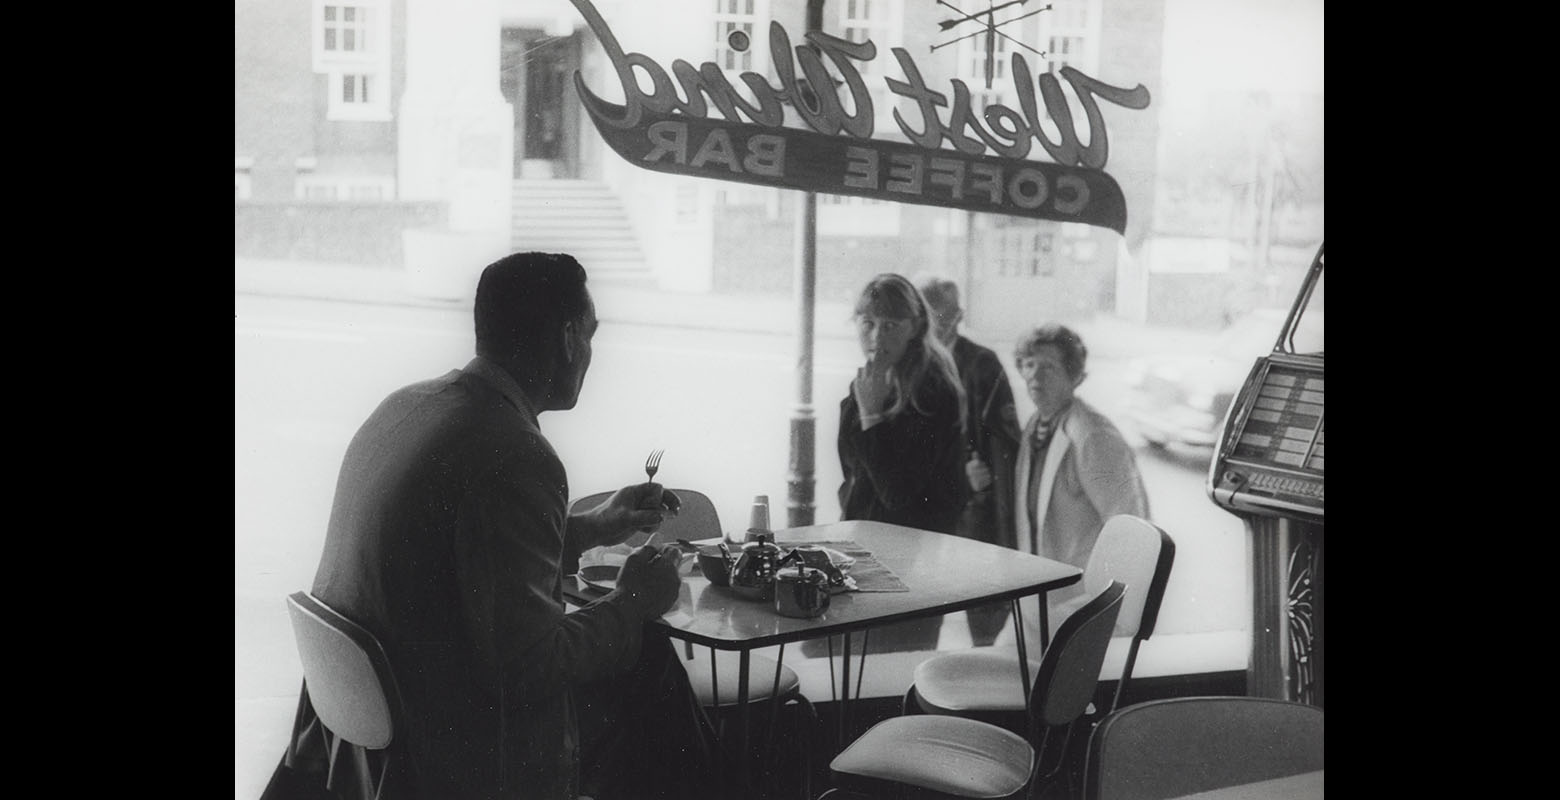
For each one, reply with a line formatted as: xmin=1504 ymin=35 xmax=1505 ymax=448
xmin=567 ymin=0 xmax=1149 ymax=233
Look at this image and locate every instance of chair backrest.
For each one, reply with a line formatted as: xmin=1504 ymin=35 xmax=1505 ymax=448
xmin=286 ymin=591 xmax=401 ymax=750
xmin=1031 ymin=581 xmax=1126 ymax=729
xmin=1083 ymin=515 xmax=1175 ymax=641
xmin=1083 ymin=696 xmax=1324 ymax=800
xmin=568 ymin=487 xmax=723 ymax=543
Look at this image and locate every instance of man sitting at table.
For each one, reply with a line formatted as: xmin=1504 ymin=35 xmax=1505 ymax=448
xmin=268 ymin=252 xmax=724 ymax=800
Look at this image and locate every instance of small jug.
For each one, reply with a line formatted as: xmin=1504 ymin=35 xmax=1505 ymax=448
xmin=696 ymin=543 xmax=735 ymax=587
xmin=774 ymin=564 xmax=831 ymax=618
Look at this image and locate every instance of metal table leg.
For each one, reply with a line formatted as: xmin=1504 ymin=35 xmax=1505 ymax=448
xmin=738 ymin=648 xmax=752 ymax=785
xmin=838 ymin=633 xmax=851 ymax=747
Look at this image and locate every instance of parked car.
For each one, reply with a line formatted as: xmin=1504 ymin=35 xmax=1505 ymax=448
xmin=1123 ymin=308 xmax=1323 ymax=454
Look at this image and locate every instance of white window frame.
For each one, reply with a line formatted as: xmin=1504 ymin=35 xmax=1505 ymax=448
xmin=312 ymin=1 xmax=392 ymax=122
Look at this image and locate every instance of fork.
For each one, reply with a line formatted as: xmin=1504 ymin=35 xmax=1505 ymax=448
xmin=641 ymin=449 xmax=666 ymax=542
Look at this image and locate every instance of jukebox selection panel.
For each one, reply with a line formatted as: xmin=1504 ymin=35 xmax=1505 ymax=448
xmin=1211 ymin=360 xmax=1325 ymax=518
xmin=1232 ymin=369 xmax=1324 ymax=472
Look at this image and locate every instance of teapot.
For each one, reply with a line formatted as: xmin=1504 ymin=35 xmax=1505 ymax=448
xmin=728 ymin=531 xmax=788 ymax=601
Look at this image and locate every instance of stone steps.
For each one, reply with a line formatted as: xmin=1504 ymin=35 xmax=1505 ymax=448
xmin=511 ymin=179 xmax=656 ymax=288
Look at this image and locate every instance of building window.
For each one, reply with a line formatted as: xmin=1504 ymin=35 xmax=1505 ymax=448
xmin=944 ymin=0 xmax=1047 ymax=114
xmin=341 ymin=73 xmax=372 ymax=105
xmin=836 ymin=0 xmax=900 ymax=130
xmin=714 ymin=0 xmax=767 ymax=75
xmin=1010 ymin=0 xmax=1099 ymax=131
xmin=322 ymin=5 xmax=371 ymax=54
xmin=295 ymin=173 xmax=395 ymax=202
xmin=956 ymin=26 xmax=1017 ymax=111
xmin=313 ymin=0 xmax=391 ymax=122
xmin=995 ymin=229 xmax=1055 ymax=276
xmin=1039 ymin=0 xmax=1101 ymax=75
xmin=1046 ymin=35 xmax=1086 ymax=71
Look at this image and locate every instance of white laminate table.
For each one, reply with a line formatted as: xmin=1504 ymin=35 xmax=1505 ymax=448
xmin=566 ymin=520 xmax=1083 ymax=792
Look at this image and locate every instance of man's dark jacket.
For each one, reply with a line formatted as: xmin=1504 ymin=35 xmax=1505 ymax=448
xmin=951 ymin=335 xmax=1022 ymax=550
xmin=279 ymin=357 xmax=646 ymax=799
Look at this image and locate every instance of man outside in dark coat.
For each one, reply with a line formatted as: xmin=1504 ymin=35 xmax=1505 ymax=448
xmin=918 ymin=275 xmax=1023 ymax=645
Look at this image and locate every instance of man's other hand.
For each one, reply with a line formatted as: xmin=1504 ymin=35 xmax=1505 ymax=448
xmin=615 ymin=544 xmax=682 ymax=618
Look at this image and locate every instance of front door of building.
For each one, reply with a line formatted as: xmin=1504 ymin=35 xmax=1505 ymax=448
xmin=500 ymin=28 xmax=580 ymax=179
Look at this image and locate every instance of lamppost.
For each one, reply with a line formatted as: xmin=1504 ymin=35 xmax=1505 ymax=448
xmin=787 ymin=0 xmax=827 ymax=528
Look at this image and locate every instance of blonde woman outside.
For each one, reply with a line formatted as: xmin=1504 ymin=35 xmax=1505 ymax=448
xmin=834 ymin=273 xmax=967 ymax=653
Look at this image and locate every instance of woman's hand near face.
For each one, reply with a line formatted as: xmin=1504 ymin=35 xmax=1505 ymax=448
xmin=965 ymin=454 xmax=993 ymax=491
xmin=853 ymin=355 xmax=893 ymax=426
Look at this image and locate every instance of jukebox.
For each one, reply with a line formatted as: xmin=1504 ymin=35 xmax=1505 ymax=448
xmin=1207 ymin=244 xmax=1324 ymax=707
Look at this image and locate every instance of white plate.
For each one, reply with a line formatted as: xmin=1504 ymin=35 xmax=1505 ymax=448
xmin=578 ymin=564 xmax=619 ymax=592
xmin=577 ymin=549 xmax=695 ymax=592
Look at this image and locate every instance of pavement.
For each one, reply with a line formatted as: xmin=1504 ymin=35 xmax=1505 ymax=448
xmin=233 ymin=257 xmax=1217 ymax=359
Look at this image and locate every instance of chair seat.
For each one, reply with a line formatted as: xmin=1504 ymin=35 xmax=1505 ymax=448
xmin=830 ymin=715 xmax=1035 ymax=798
xmin=913 ymin=649 xmax=1041 ymax=713
xmin=682 ymin=650 xmax=801 ymax=707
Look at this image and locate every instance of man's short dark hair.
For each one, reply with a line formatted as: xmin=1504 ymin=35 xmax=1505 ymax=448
xmin=916 ymin=275 xmax=960 ymax=315
xmin=1014 ymin=323 xmax=1088 ymax=380
xmin=474 ymin=252 xmax=590 ymax=361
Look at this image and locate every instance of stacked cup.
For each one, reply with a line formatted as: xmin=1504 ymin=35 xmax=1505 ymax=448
xmin=744 ymin=494 xmax=770 ymax=543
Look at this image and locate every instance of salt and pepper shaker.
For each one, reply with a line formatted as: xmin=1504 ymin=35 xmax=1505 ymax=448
xmin=774 ymin=562 xmax=830 ymax=618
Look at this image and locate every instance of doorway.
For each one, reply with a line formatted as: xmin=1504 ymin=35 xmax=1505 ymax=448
xmin=500 ymin=28 xmax=581 ymax=179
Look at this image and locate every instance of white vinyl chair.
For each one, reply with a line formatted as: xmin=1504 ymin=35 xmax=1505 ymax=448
xmin=823 ymin=582 xmax=1127 ymax=800
xmin=907 ymin=514 xmax=1176 ymax=721
xmin=285 ymin=591 xmax=410 ymax=799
